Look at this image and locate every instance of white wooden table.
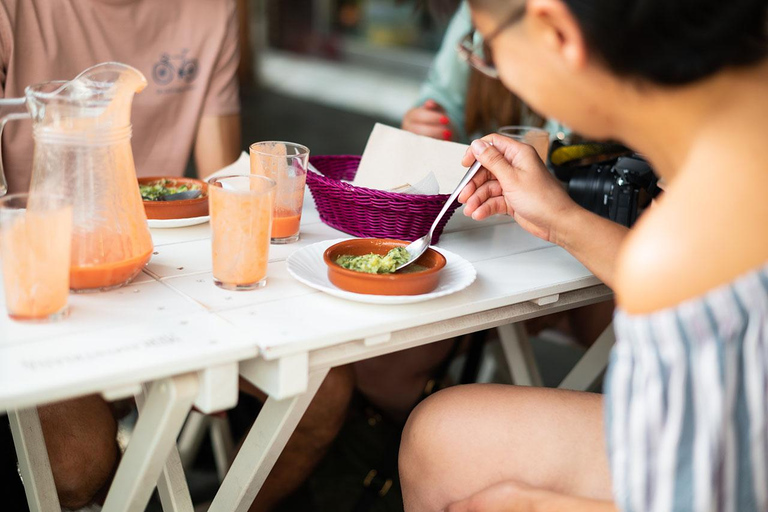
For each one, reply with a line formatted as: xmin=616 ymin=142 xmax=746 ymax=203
xmin=0 ymin=192 xmax=612 ymax=512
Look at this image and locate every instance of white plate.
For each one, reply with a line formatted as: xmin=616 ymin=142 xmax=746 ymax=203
xmin=148 ymin=216 xmax=210 ymax=229
xmin=287 ymin=238 xmax=477 ymax=304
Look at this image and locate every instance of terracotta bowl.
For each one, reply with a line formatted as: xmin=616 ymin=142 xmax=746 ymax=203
xmin=138 ymin=177 xmax=209 ymax=220
xmin=323 ymin=239 xmax=446 ymax=296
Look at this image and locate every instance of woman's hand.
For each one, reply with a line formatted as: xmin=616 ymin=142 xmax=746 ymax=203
xmin=459 ymin=133 xmax=577 ymax=244
xmin=402 ymin=99 xmax=456 ymax=141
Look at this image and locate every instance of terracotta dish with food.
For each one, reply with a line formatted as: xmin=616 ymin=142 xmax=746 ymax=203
xmin=138 ymin=177 xmax=209 ymax=220
xmin=324 ymin=238 xmax=446 ymax=296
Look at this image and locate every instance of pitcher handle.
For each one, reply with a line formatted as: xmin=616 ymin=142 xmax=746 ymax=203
xmin=0 ymin=98 xmax=31 ymax=197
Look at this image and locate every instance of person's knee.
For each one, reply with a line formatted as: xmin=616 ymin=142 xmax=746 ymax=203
xmin=39 ymin=396 xmax=118 ymax=509
xmin=400 ymin=386 xmax=464 ymax=485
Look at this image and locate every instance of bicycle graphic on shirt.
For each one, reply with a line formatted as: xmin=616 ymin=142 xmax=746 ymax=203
xmin=152 ymin=49 xmax=199 ymax=85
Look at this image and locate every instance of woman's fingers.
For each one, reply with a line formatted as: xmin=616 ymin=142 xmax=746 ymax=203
xmin=464 ymin=179 xmax=503 ymax=211
xmin=403 ymin=106 xmax=455 ymax=140
xmin=406 ymin=107 xmax=449 ymax=126
xmin=458 ymin=168 xmax=493 ymax=203
xmin=406 ymin=123 xmax=453 ymax=140
xmin=470 ymin=196 xmax=508 ymax=220
xmin=463 ymin=181 xmax=506 ymax=219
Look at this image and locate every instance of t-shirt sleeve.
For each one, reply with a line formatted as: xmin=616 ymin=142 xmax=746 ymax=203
xmin=203 ymin=0 xmax=240 ymax=117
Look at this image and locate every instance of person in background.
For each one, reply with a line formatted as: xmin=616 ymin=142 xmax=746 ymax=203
xmin=402 ymin=1 xmax=563 ymax=143
xmin=400 ymin=0 xmax=768 ymax=510
xmin=0 ymin=1 xmax=353 ymax=510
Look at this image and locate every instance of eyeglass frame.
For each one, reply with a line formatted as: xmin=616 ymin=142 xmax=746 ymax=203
xmin=456 ymin=4 xmax=526 ymax=79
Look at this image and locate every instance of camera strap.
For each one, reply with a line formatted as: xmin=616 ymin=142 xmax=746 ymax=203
xmin=549 ymin=141 xmax=633 ymax=180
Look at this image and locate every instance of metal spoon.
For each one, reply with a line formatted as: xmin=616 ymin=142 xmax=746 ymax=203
xmin=396 ymin=160 xmax=483 ymax=271
xmin=161 ymin=189 xmax=202 ymax=201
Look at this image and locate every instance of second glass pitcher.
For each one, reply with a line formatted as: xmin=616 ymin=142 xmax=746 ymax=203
xmin=0 ymin=62 xmax=153 ymax=292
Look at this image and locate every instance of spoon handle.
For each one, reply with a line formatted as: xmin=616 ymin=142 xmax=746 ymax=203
xmin=427 ymin=160 xmax=483 ymax=240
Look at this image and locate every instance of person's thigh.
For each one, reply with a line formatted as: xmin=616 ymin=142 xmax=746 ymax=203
xmin=399 ymin=384 xmax=612 ymax=512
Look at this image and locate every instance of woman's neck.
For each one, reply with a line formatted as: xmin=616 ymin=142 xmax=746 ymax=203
xmin=611 ymin=60 xmax=768 ymax=183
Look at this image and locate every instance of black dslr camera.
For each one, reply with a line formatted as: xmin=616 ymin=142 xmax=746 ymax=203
xmin=549 ymin=142 xmax=662 ymax=227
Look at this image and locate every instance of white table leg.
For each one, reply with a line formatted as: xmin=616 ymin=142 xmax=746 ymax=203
xmin=558 ymin=323 xmax=615 ymax=392
xmin=135 ymin=383 xmax=196 ymax=512
xmin=210 ymin=414 xmax=235 ymax=482
xmin=102 ymin=373 xmax=198 ymax=512
xmin=8 ymin=408 xmax=61 ymax=512
xmin=498 ymin=323 xmax=543 ymax=387
xmin=208 ymin=367 xmax=330 ymax=512
xmin=178 ymin=410 xmax=210 ymax=469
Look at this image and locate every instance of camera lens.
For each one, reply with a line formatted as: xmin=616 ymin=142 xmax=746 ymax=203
xmin=567 ymin=166 xmax=615 ymax=218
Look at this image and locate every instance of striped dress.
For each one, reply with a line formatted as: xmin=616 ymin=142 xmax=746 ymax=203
xmin=605 ymin=264 xmax=768 ymax=512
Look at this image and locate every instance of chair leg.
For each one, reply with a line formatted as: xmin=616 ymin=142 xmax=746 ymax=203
xmin=558 ymin=323 xmax=615 ymax=392
xmin=497 ymin=323 xmax=543 ymax=387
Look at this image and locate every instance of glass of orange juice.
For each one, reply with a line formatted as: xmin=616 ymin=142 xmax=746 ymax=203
xmin=0 ymin=193 xmax=73 ymax=322
xmin=208 ymin=174 xmax=276 ymax=291
xmin=249 ymin=141 xmax=310 ymax=244
xmin=497 ymin=126 xmax=551 ymax=162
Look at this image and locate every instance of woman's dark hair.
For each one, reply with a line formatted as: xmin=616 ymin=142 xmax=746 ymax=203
xmin=471 ymin=0 xmax=768 ymax=85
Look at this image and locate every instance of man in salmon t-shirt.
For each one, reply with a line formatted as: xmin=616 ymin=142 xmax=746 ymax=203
xmin=1 ymin=3 xmax=356 ymax=511
xmin=0 ymin=0 xmax=242 ymax=194
xmin=0 ymin=0 xmax=241 ymax=508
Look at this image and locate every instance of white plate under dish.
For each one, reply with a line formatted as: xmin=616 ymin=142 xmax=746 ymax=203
xmin=287 ymin=238 xmax=477 ymax=304
xmin=147 ymin=216 xmax=210 ymax=229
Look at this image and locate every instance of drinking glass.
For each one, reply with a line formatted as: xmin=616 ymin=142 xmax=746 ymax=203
xmin=208 ymin=174 xmax=276 ymax=291
xmin=250 ymin=141 xmax=310 ymax=244
xmin=497 ymin=126 xmax=550 ymax=162
xmin=0 ymin=193 xmax=73 ymax=322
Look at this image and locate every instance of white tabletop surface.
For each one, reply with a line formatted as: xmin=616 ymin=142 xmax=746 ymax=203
xmin=0 ymin=192 xmax=600 ymax=411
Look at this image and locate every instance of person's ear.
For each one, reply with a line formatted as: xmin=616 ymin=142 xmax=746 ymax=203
xmin=527 ymin=0 xmax=587 ymax=70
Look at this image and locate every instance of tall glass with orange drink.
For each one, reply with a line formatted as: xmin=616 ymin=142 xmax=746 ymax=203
xmin=0 ymin=193 xmax=72 ymax=322
xmin=249 ymin=141 xmax=310 ymax=244
xmin=208 ymin=174 xmax=276 ymax=290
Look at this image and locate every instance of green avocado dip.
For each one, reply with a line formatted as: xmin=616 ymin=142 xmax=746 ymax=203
xmin=140 ymin=179 xmax=200 ymax=201
xmin=336 ymin=247 xmax=411 ymax=274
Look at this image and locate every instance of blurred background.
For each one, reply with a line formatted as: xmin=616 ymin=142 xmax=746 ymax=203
xmin=236 ymin=0 xmax=457 ymax=157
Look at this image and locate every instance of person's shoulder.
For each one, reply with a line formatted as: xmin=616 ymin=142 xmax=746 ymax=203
xmin=614 ymin=157 xmax=768 ymax=314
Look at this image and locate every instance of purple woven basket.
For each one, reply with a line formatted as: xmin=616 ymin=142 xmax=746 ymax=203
xmin=306 ymin=155 xmax=460 ymax=244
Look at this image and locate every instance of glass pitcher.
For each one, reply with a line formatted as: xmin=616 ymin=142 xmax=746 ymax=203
xmin=0 ymin=62 xmax=153 ymax=292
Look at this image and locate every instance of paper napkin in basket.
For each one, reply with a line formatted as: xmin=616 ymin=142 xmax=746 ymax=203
xmin=353 ymin=123 xmax=469 ymax=194
xmin=389 ymin=171 xmax=440 ymax=195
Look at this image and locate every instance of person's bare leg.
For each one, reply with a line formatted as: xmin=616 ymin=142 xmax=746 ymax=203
xmin=354 ymin=339 xmax=459 ymax=423
xmin=240 ymin=365 xmax=355 ymax=512
xmin=399 ymin=384 xmax=612 ymax=511
xmin=38 ymin=395 xmax=119 ymax=509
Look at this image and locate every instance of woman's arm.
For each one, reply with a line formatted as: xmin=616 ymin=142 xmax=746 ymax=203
xmin=554 ymin=206 xmax=628 ymax=288
xmin=459 ymin=134 xmax=627 ymax=288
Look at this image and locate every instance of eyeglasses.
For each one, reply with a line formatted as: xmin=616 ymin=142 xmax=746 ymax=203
xmin=456 ymin=5 xmax=526 ymax=80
